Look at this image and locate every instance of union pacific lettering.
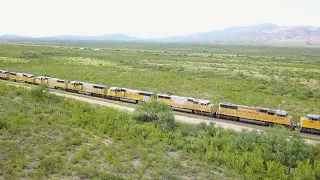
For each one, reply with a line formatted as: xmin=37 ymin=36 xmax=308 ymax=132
xmin=236 ymin=108 xmax=285 ymax=120
xmin=236 ymin=109 xmax=259 ymax=115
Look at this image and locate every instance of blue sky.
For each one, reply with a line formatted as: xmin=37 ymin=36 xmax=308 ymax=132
xmin=0 ymin=0 xmax=319 ymax=38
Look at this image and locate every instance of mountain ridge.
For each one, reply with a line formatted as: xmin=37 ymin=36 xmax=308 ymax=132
xmin=1 ymin=23 xmax=320 ymax=45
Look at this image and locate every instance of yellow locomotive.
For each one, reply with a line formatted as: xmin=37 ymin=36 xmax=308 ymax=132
xmin=23 ymin=74 xmax=37 ymax=84
xmin=83 ymin=83 xmax=107 ymax=97
xmin=0 ymin=70 xmax=10 ymax=80
xmin=67 ymin=81 xmax=84 ymax=92
xmin=107 ymin=87 xmax=155 ymax=103
xmin=47 ymin=78 xmax=69 ymax=90
xmin=67 ymin=81 xmax=107 ymax=97
xmin=9 ymin=72 xmax=19 ymax=81
xmin=35 ymin=76 xmax=50 ymax=85
xmin=157 ymin=94 xmax=215 ymax=116
xmin=217 ymin=103 xmax=294 ymax=127
xmin=300 ymin=114 xmax=320 ymax=133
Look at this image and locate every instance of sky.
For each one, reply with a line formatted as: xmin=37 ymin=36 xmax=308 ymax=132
xmin=0 ymin=0 xmax=319 ymax=38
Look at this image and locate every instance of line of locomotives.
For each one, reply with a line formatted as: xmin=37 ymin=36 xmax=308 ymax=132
xmin=1 ymin=70 xmax=319 ymax=133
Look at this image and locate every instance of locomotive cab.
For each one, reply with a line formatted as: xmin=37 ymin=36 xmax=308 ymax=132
xmin=300 ymin=114 xmax=320 ymax=133
xmin=0 ymin=70 xmax=10 ymax=79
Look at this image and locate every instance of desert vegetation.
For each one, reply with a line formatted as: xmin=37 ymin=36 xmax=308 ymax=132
xmin=0 ymin=43 xmax=319 ymax=121
xmin=0 ymin=83 xmax=320 ymax=179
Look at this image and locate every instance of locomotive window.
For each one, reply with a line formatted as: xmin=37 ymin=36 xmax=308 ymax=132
xmin=57 ymin=80 xmax=65 ymax=83
xmin=277 ymin=114 xmax=285 ymax=117
xmin=139 ymin=92 xmax=152 ymax=96
xmin=187 ymin=99 xmax=194 ymax=102
xmin=220 ymin=104 xmax=229 ymax=108
xmin=229 ymin=106 xmax=237 ymax=109
xmin=193 ymin=101 xmax=199 ymax=104
xmin=94 ymin=86 xmax=105 ymax=89
xmin=268 ymin=112 xmax=275 ymax=115
xmin=260 ymin=109 xmax=268 ymax=113
xmin=121 ymin=89 xmax=126 ymax=92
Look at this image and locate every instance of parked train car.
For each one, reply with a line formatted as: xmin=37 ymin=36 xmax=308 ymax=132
xmin=9 ymin=72 xmax=18 ymax=81
xmin=67 ymin=81 xmax=84 ymax=93
xmin=107 ymin=87 xmax=155 ymax=103
xmin=16 ymin=73 xmax=25 ymax=82
xmin=157 ymin=94 xmax=215 ymax=116
xmin=48 ymin=78 xmax=69 ymax=90
xmin=35 ymin=76 xmax=50 ymax=85
xmin=217 ymin=103 xmax=294 ymax=127
xmin=0 ymin=70 xmax=10 ymax=80
xmin=82 ymin=83 xmax=107 ymax=97
xmin=23 ymin=74 xmax=37 ymax=84
xmin=300 ymin=114 xmax=320 ymax=133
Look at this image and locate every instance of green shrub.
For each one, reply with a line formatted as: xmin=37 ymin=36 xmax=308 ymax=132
xmin=134 ymin=101 xmax=177 ymax=132
xmin=0 ymin=120 xmax=7 ymax=130
xmin=38 ymin=153 xmax=64 ymax=174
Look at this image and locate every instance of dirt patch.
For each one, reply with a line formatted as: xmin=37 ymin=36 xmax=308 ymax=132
xmin=167 ymin=151 xmax=180 ymax=159
xmin=132 ymin=158 xmax=141 ymax=169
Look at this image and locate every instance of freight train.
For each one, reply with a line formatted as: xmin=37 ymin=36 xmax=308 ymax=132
xmin=0 ymin=69 xmax=319 ymax=133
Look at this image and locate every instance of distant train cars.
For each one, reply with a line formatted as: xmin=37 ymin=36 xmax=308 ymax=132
xmin=0 ymin=69 xmax=319 ymax=133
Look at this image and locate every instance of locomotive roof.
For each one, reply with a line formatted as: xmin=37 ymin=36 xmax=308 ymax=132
xmin=275 ymin=110 xmax=288 ymax=116
xmin=93 ymin=84 xmax=106 ymax=88
xmin=219 ymin=102 xmax=288 ymax=114
xmin=0 ymin=70 xmax=9 ymax=73
xmin=307 ymin=114 xmax=320 ymax=119
xmin=37 ymin=76 xmax=50 ymax=78
xmin=109 ymin=87 xmax=153 ymax=94
xmin=49 ymin=78 xmax=68 ymax=81
xmin=27 ymin=74 xmax=36 ymax=78
xmin=109 ymin=87 xmax=121 ymax=90
xmin=159 ymin=94 xmax=211 ymax=104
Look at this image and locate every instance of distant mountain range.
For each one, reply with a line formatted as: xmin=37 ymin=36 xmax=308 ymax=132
xmin=1 ymin=23 xmax=320 ymax=46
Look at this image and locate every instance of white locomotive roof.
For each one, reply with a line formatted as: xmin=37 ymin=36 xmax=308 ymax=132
xmin=126 ymin=89 xmax=140 ymax=93
xmin=220 ymin=102 xmax=288 ymax=114
xmin=92 ymin=84 xmax=106 ymax=88
xmin=37 ymin=76 xmax=49 ymax=79
xmin=48 ymin=78 xmax=68 ymax=82
xmin=275 ymin=110 xmax=288 ymax=116
xmin=27 ymin=74 xmax=36 ymax=78
xmin=109 ymin=87 xmax=120 ymax=90
xmin=159 ymin=94 xmax=211 ymax=104
xmin=157 ymin=93 xmax=171 ymax=97
xmin=307 ymin=114 xmax=320 ymax=119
